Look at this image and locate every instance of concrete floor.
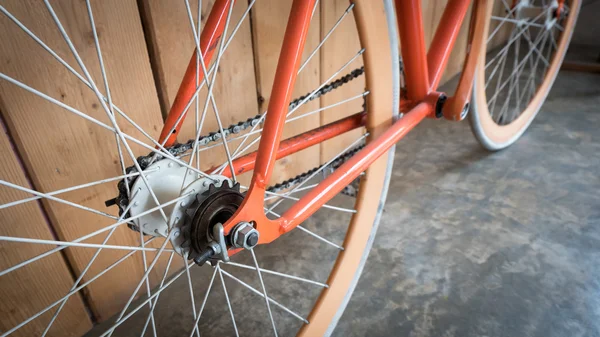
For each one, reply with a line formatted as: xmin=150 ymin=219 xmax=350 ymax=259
xmin=88 ymin=67 xmax=600 ymax=337
xmin=333 ymin=68 xmax=600 ymax=337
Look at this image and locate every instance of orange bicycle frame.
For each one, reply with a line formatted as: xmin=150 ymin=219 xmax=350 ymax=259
xmin=158 ymin=0 xmax=488 ymax=246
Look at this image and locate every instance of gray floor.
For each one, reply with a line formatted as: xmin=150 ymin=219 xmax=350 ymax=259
xmin=333 ymin=69 xmax=600 ymax=337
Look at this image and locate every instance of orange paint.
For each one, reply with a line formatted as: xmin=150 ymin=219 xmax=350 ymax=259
xmin=217 ymin=112 xmax=366 ymax=177
xmin=395 ymin=0 xmax=430 ymax=100
xmin=160 ymin=0 xmax=489 ymax=254
xmin=158 ymin=0 xmax=234 ymax=147
xmin=427 ymin=0 xmax=471 ymax=90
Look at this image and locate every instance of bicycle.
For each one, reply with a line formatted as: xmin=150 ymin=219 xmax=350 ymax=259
xmin=0 ymin=0 xmax=579 ymax=336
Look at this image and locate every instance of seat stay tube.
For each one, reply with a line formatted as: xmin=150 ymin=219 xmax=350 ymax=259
xmin=158 ymin=0 xmax=235 ymax=147
xmin=221 ymin=0 xmax=316 ymax=242
xmin=427 ymin=0 xmax=472 ymax=91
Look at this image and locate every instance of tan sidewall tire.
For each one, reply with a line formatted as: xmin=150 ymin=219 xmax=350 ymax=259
xmin=296 ymin=0 xmax=400 ymax=336
xmin=469 ymin=0 xmax=581 ymax=151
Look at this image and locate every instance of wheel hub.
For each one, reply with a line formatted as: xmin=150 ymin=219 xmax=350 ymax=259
xmin=127 ymin=158 xmax=240 ymax=262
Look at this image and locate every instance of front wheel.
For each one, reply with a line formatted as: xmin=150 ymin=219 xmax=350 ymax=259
xmin=470 ymin=0 xmax=581 ymax=151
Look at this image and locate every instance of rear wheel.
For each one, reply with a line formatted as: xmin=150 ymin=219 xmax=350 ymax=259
xmin=470 ymin=0 xmax=580 ymax=150
xmin=0 ymin=1 xmax=399 ymax=336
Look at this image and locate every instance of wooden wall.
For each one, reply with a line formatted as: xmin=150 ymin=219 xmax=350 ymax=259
xmin=0 ymin=1 xmax=477 ymax=336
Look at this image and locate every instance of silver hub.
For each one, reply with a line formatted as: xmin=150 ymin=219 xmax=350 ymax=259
xmin=128 ymin=158 xmax=231 ymax=257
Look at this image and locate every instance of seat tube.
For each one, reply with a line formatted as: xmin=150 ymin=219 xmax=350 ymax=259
xmin=395 ymin=0 xmax=430 ymax=100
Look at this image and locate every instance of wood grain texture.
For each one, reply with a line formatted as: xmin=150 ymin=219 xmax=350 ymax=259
xmin=320 ymin=0 xmax=365 ymax=162
xmin=139 ymin=0 xmax=260 ymax=184
xmin=0 ymin=0 xmax=168 ymax=321
xmin=251 ymin=0 xmax=321 ymax=184
xmin=0 ymin=118 xmax=92 ymax=336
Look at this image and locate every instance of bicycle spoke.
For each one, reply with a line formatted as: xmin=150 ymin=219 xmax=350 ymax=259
xmin=298 ymin=3 xmax=354 ymax=73
xmin=225 ymin=261 xmax=328 ymax=288
xmin=100 ymin=260 xmax=196 ymax=337
xmin=217 ymin=264 xmax=240 ymax=337
xmin=265 ymin=133 xmax=367 ymax=217
xmin=85 ymin=0 xmax=130 ymax=198
xmin=217 ymin=49 xmax=366 ymax=173
xmin=192 ymin=91 xmax=367 ymax=161
xmin=0 ymin=237 xmax=159 ymax=337
xmin=40 ymin=198 xmax=137 ymax=337
xmin=155 ymin=0 xmax=258 ymax=150
xmin=520 ymin=24 xmax=550 ymax=67
xmin=194 ymin=0 xmax=203 ymax=172
xmin=0 ymin=180 xmax=117 ymax=220
xmin=491 ymin=15 xmax=545 ymax=28
xmin=0 ymin=192 xmax=190 ymax=278
xmin=263 ymin=183 xmax=318 ymax=202
xmin=0 ymin=71 xmax=212 ymax=180
xmin=0 ymin=5 xmax=172 ymax=151
xmin=106 ymin=230 xmax=175 ymax=337
xmin=263 ymin=189 xmax=356 ymax=214
xmin=140 ymin=252 xmax=176 ymax=337
xmin=0 ymin=235 xmax=174 ymax=252
xmin=497 ymin=26 xmax=523 ymax=123
xmin=485 ymin=11 xmax=546 ymax=71
xmin=0 ymin=170 xmax=154 ymax=210
xmin=0 ymin=2 xmax=393 ymax=336
xmin=264 ymin=208 xmax=344 ymax=250
xmin=487 ymin=26 xmax=548 ymax=109
xmin=183 ymin=254 xmax=201 ymax=337
xmin=187 ymin=0 xmax=238 ymax=182
xmin=137 ymin=221 xmax=158 ymax=337
xmin=250 ymin=249 xmax=278 ymax=336
xmin=188 ymin=266 xmax=218 ymax=337
xmin=220 ymin=268 xmax=308 ymax=324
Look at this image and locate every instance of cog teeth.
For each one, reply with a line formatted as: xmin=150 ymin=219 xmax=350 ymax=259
xmin=222 ymin=180 xmax=230 ymax=189
xmin=232 ymin=182 xmax=240 ymax=192
xmin=185 ymin=207 xmax=196 ymax=218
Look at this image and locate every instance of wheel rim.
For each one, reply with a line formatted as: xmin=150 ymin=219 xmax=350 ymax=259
xmin=0 ymin=1 xmax=397 ymax=336
xmin=473 ymin=0 xmax=580 ymax=147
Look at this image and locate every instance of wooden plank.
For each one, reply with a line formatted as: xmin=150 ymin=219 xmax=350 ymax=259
xmin=139 ymin=0 xmax=260 ymax=186
xmin=0 ymin=118 xmax=92 ymax=336
xmin=252 ymin=0 xmax=321 ymax=184
xmin=320 ymin=0 xmax=365 ymax=162
xmin=0 ymin=0 xmax=169 ymax=321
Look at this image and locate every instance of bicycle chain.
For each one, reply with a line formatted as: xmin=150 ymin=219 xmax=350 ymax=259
xmin=108 ymin=66 xmax=365 ymax=220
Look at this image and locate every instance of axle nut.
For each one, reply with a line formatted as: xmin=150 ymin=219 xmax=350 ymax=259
xmin=232 ymin=222 xmax=259 ymax=250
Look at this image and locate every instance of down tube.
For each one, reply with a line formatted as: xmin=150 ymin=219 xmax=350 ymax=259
xmin=280 ymin=102 xmax=433 ymax=233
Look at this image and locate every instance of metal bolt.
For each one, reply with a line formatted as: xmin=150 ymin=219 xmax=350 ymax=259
xmin=232 ymin=222 xmax=259 ymax=250
xmin=460 ymin=103 xmax=470 ymax=120
xmin=246 ymin=232 xmax=259 ymax=247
